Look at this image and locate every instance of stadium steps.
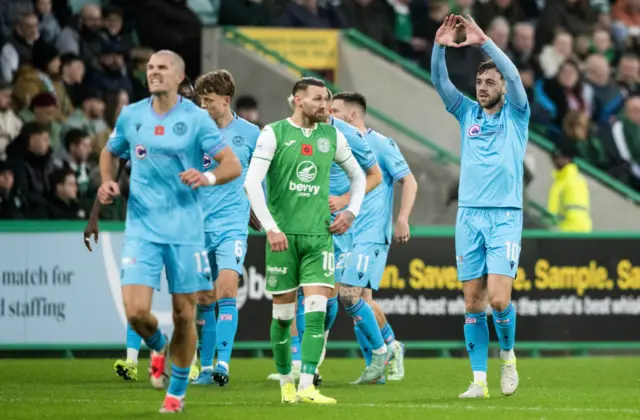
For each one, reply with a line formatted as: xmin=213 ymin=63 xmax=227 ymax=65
xmin=202 ymin=27 xmax=551 ymax=228
xmin=338 ymin=30 xmax=640 ymax=231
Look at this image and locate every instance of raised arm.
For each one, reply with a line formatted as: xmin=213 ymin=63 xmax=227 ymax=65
xmin=458 ymin=15 xmax=528 ymax=110
xmin=431 ymin=16 xmax=466 ymax=112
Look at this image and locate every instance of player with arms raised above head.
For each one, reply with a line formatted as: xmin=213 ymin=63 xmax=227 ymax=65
xmin=190 ymin=69 xmax=260 ymax=387
xmin=98 ymin=50 xmax=242 ymax=413
xmin=330 ymin=92 xmax=417 ymax=383
xmin=432 ymin=15 xmax=529 ymax=398
xmin=244 ymin=77 xmax=366 ymax=404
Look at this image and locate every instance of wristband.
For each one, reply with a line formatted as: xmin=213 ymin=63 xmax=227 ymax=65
xmin=204 ymin=172 xmax=217 ymax=186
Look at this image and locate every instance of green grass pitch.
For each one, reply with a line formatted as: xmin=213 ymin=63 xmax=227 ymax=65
xmin=1 ymin=357 xmax=639 ymax=419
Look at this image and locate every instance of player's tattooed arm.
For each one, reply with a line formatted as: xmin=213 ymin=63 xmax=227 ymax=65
xmin=394 ymin=173 xmax=418 ymax=244
xmin=339 ymin=285 xmax=365 ymax=308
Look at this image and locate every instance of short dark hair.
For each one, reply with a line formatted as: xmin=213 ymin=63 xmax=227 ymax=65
xmin=179 ymin=75 xmax=197 ymax=102
xmin=61 ymin=53 xmax=83 ymax=67
xmin=235 ymin=95 xmax=257 ymax=110
xmin=292 ymin=77 xmax=326 ymax=96
xmin=50 ymin=168 xmax=75 ymax=190
xmin=621 ymin=52 xmax=640 ymax=62
xmin=20 ymin=121 xmax=49 ymax=140
xmin=332 ymin=92 xmax=367 ymax=113
xmin=195 ymin=70 xmax=236 ymax=98
xmin=64 ymin=129 xmax=89 ymax=151
xmin=477 ymin=60 xmax=503 ymax=79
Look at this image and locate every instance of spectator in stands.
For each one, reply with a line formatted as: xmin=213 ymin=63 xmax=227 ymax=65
xmin=34 ymin=0 xmax=60 ymax=44
xmin=539 ymin=31 xmax=575 ymax=79
xmin=6 ymin=122 xmax=54 ymax=218
xmin=56 ymin=4 xmax=104 ymax=71
xmin=0 ymin=159 xmax=27 ymax=219
xmin=85 ymin=41 xmax=132 ymax=96
xmin=0 ymin=0 xmax=33 ymax=39
xmin=616 ymin=53 xmax=640 ymax=97
xmin=0 ymin=12 xmax=40 ymax=83
xmin=62 ymin=88 xmax=108 ymax=141
xmin=612 ymin=0 xmax=640 ymax=44
xmin=411 ymin=0 xmax=448 ymax=47
xmin=592 ymin=26 xmax=617 ymax=64
xmin=518 ymin=63 xmax=535 ymax=103
xmin=12 ymin=39 xmax=74 ymax=119
xmin=547 ymin=146 xmax=592 ymax=233
xmin=129 ymin=47 xmax=153 ymax=102
xmin=486 ymin=17 xmax=512 ymax=54
xmin=136 ymin=0 xmax=202 ymax=79
xmin=235 ymin=95 xmax=262 ymax=127
xmin=0 ymin=82 xmax=23 ymax=161
xmin=218 ymin=0 xmax=272 ymax=26
xmin=19 ymin=92 xmax=62 ymax=150
xmin=277 ymin=0 xmax=348 ymax=28
xmin=92 ymin=89 xmax=128 ymax=155
xmin=474 ymin=0 xmax=524 ymax=32
xmin=47 ymin=167 xmax=85 ymax=219
xmin=536 ymin=0 xmax=598 ymax=52
xmin=54 ymin=128 xmax=92 ymax=197
xmin=611 ymin=96 xmax=640 ymax=189
xmin=341 ymin=0 xmax=398 ymax=52
xmin=449 ymin=0 xmax=473 ymax=16
xmin=60 ymin=53 xmax=85 ymax=108
xmin=510 ymin=22 xmax=536 ymax=69
xmin=584 ymin=53 xmax=625 ymax=125
xmin=102 ymin=5 xmax=136 ymax=54
xmin=537 ymin=59 xmax=591 ymax=129
xmin=0 ymin=160 xmax=19 ymax=218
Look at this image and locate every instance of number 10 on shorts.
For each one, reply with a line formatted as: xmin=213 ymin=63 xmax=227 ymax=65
xmin=322 ymin=251 xmax=335 ymax=274
xmin=505 ymin=241 xmax=520 ymax=262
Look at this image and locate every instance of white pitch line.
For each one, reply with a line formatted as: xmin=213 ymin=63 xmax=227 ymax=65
xmin=2 ymin=397 xmax=639 ymax=415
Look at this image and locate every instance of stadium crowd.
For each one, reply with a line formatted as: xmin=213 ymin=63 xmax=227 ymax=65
xmin=0 ymin=0 xmax=635 ymax=225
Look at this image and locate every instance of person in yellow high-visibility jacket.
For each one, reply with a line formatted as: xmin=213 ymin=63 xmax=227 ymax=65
xmin=548 ymin=148 xmax=593 ymax=232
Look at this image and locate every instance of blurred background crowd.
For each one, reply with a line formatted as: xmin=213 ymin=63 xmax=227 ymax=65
xmin=0 ymin=0 xmax=637 ymax=226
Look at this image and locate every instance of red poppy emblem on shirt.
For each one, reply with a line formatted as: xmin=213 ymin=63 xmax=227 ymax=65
xmin=154 ymin=126 xmax=165 ymax=136
xmin=302 ymin=144 xmax=312 ymax=155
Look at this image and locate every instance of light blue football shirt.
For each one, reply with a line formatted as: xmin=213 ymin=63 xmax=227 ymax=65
xmin=354 ymin=129 xmax=411 ymax=245
xmin=200 ymin=114 xmax=260 ymax=232
xmin=329 ymin=116 xmax=377 ymax=197
xmin=107 ymin=96 xmax=226 ymax=245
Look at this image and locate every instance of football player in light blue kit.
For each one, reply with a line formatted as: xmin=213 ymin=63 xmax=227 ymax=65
xmin=266 ymin=93 xmax=382 ymax=385
xmin=111 ymin=77 xmax=201 ymax=383
xmin=98 ymin=50 xmax=242 ymax=413
xmin=432 ymin=15 xmax=529 ymax=398
xmin=190 ymin=70 xmax=261 ymax=387
xmin=330 ymin=92 xmax=417 ymax=384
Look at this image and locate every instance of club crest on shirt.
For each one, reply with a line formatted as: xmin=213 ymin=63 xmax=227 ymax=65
xmin=173 ymin=121 xmax=187 ymax=136
xmin=135 ymin=144 xmax=147 ymax=159
xmin=317 ymin=137 xmax=330 ymax=153
xmin=468 ymin=124 xmax=481 ymax=137
xmin=233 ymin=136 xmax=244 ymax=147
xmin=203 ymin=153 xmax=212 ymax=168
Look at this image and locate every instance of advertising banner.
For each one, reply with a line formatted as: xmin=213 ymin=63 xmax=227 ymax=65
xmin=1 ymin=231 xmax=639 ymax=346
xmin=234 ymin=27 xmax=338 ymax=79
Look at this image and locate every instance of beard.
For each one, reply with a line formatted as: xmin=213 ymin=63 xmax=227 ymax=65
xmin=480 ymin=93 xmax=503 ymax=109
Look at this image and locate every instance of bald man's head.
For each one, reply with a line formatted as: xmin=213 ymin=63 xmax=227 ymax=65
xmin=147 ymin=50 xmax=185 ymax=96
xmin=81 ymin=4 xmax=101 ymax=31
